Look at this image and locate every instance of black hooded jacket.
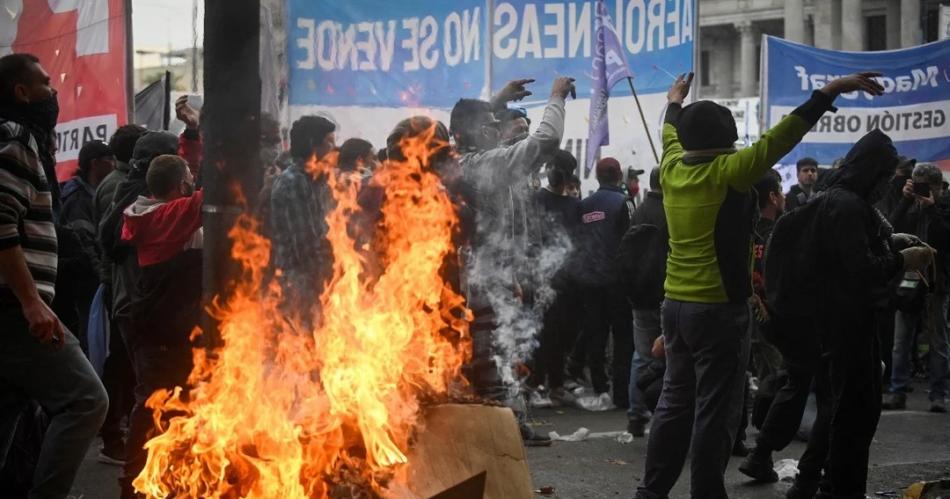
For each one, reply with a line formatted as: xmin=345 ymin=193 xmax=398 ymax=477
xmin=767 ymin=130 xmax=902 ymax=349
xmin=814 ymin=130 xmax=902 ymax=312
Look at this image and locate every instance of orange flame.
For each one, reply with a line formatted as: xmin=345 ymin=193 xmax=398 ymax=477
xmin=133 ymin=126 xmax=472 ymax=498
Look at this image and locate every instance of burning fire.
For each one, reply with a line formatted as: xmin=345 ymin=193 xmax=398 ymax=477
xmin=133 ymin=127 xmax=472 ymax=497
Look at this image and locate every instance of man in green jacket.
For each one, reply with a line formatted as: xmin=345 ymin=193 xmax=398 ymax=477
xmin=636 ymin=71 xmax=884 ymax=499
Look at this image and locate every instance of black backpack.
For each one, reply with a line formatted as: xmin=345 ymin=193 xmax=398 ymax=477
xmin=617 ymin=223 xmax=668 ymax=310
xmin=764 ymin=196 xmax=825 ymax=319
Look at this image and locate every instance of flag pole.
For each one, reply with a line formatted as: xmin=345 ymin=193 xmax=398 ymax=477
xmin=627 ymin=77 xmax=659 ymax=164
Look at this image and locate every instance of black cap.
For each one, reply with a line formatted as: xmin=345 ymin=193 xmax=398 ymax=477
xmin=78 ymin=140 xmax=114 ymax=171
xmin=674 ymin=100 xmax=738 ymax=150
xmin=627 ymin=167 xmax=645 ymax=178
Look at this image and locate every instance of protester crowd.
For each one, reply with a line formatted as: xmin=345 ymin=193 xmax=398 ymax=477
xmin=0 ymin=50 xmax=947 ymax=499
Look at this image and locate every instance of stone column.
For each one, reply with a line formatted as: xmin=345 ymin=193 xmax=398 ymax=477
xmin=901 ymin=0 xmax=921 ymax=47
xmin=737 ymin=21 xmax=757 ymax=97
xmin=886 ymin=0 xmax=902 ymax=49
xmin=814 ymin=0 xmax=833 ymax=49
xmin=841 ymin=0 xmax=864 ymax=51
xmin=784 ymin=0 xmax=805 ymax=43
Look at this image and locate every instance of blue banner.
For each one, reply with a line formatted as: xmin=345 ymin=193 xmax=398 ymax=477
xmin=491 ymin=0 xmax=695 ymax=98
xmin=287 ymin=0 xmax=695 ymax=109
xmin=288 ymin=0 xmax=487 ymax=108
xmin=763 ymin=36 xmax=950 ymax=167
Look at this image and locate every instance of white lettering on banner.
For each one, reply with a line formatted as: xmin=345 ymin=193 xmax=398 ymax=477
xmin=493 ymin=1 xmax=689 ymax=60
xmin=402 ymin=18 xmax=421 ymax=71
xmin=568 ymin=2 xmax=592 ymax=58
xmin=48 ymin=0 xmax=109 ymax=56
xmin=295 ymin=8 xmax=479 ymax=73
xmin=419 ymin=16 xmax=439 ymax=69
xmin=544 ymin=4 xmax=566 ymax=58
xmin=517 ymin=4 xmax=543 ymax=59
xmin=769 ymin=101 xmax=950 ymax=143
xmin=296 ymin=19 xmax=316 ymax=69
xmin=794 ymin=65 xmax=940 ymax=100
xmin=53 ymin=114 xmax=117 ymax=162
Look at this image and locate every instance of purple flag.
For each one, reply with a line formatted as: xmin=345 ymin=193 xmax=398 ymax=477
xmin=586 ymin=0 xmax=634 ymax=176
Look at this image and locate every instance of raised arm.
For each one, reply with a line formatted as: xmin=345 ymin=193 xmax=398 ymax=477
xmin=723 ymin=72 xmax=884 ymax=190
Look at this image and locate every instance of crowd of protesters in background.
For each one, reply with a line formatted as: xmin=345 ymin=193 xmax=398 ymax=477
xmin=0 ymin=50 xmax=947 ymax=499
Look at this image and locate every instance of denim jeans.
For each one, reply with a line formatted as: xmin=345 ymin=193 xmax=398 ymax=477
xmin=0 ymin=306 xmax=109 ymax=499
xmin=890 ymin=293 xmax=949 ymax=401
xmin=636 ymin=300 xmax=750 ymax=499
xmin=628 ymin=308 xmax=662 ymax=421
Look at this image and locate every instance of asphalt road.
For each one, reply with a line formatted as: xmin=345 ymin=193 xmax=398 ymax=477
xmin=68 ymin=381 xmax=950 ymax=499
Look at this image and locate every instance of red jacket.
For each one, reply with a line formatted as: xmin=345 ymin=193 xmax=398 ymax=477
xmin=121 ymin=190 xmax=204 ymax=267
xmin=179 ymin=130 xmax=202 ymax=178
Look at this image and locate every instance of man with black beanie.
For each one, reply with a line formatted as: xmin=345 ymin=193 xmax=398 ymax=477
xmin=635 ymin=70 xmax=885 ymax=499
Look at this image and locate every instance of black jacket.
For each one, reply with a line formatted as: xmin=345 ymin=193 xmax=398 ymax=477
xmin=576 ymin=184 xmax=630 ymax=288
xmin=784 ymin=184 xmax=816 ymax=211
xmin=813 ymin=131 xmax=903 ymax=347
xmin=627 ymin=191 xmax=668 ymax=310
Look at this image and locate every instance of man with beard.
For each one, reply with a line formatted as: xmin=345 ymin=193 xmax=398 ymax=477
xmin=767 ymin=130 xmax=934 ymax=498
xmin=0 ymin=53 xmax=109 ymax=498
xmin=450 ymin=76 xmax=575 ymax=446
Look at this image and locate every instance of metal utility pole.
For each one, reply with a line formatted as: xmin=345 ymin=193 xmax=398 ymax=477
xmin=202 ymin=0 xmax=261 ymax=341
xmin=192 ymin=0 xmax=199 ymax=92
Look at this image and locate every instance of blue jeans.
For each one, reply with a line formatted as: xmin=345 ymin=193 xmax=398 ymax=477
xmin=628 ymin=308 xmax=662 ymax=421
xmin=890 ymin=293 xmax=949 ymax=401
xmin=0 ymin=306 xmax=109 ymax=499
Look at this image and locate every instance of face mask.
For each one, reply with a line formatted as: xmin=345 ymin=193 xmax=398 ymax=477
xmin=23 ymin=92 xmax=59 ymax=133
xmin=629 ymin=184 xmax=640 ymax=197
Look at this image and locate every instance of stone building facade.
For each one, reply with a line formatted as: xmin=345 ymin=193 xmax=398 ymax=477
xmin=699 ymin=0 xmax=947 ymax=98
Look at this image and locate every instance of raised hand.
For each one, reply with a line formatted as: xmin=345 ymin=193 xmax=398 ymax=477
xmin=175 ymin=95 xmax=200 ymax=130
xmin=667 ymin=72 xmax=694 ymax=105
xmin=820 ymin=72 xmax=885 ymax=98
xmin=492 ymin=79 xmax=535 ymax=108
xmin=550 ymin=77 xmax=576 ymax=100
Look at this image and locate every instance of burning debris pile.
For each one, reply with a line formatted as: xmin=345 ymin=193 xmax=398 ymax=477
xmin=132 ymin=128 xmax=473 ymax=498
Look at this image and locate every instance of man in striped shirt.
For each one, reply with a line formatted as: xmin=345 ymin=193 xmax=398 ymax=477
xmin=0 ymin=53 xmax=108 ymax=498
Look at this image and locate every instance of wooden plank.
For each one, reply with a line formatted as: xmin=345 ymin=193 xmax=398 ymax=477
xmin=395 ymin=404 xmax=534 ymax=499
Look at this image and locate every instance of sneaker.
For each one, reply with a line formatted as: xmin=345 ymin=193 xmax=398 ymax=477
xmin=882 ymin=392 xmax=906 ymax=410
xmin=575 ymin=392 xmax=614 ymax=412
xmin=529 ymin=388 xmax=553 ymax=409
xmin=98 ymin=445 xmax=126 ymax=466
xmin=930 ymin=399 xmax=947 ymax=413
xmin=738 ymin=448 xmax=778 ymax=483
xmin=626 ymin=417 xmax=647 ymax=437
xmin=519 ymin=422 xmax=552 ymax=447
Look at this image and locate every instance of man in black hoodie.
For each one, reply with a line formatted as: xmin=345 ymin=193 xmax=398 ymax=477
xmin=768 ymin=130 xmax=933 ymax=499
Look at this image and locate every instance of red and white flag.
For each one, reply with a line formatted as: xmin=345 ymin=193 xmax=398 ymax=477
xmin=1 ymin=0 xmax=130 ymax=181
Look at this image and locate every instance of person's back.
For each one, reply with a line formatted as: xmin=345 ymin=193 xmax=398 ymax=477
xmin=117 ymin=154 xmax=202 ymax=498
xmin=572 ymin=157 xmax=633 ymax=408
xmin=577 ymin=162 xmax=629 ymax=287
xmin=637 ymin=71 xmax=887 ymax=499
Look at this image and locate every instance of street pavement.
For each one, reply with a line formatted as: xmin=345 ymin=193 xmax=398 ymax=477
xmin=69 ymin=382 xmax=950 ymax=498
